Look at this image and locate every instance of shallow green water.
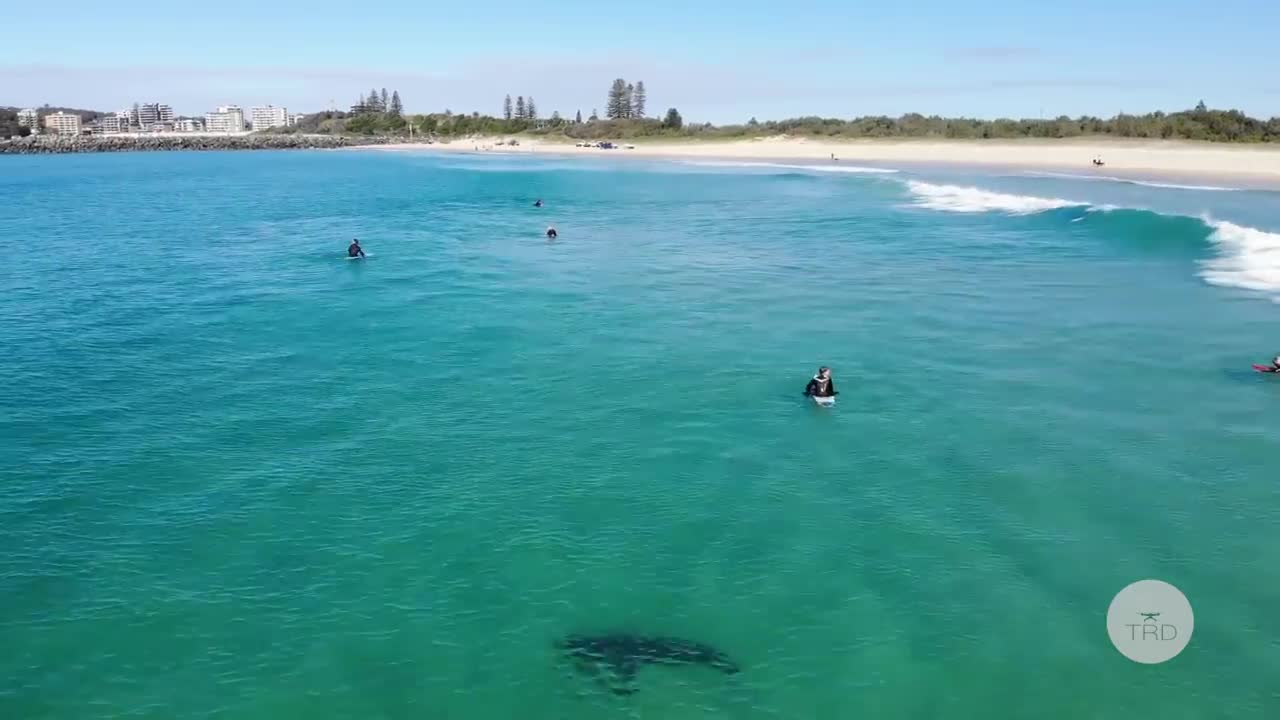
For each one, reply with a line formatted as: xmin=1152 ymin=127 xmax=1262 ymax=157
xmin=3 ymin=151 xmax=1279 ymax=719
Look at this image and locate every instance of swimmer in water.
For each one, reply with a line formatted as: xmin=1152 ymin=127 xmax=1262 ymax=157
xmin=546 ymin=226 xmax=558 ymax=239
xmin=347 ymin=238 xmax=366 ymax=258
xmin=803 ymin=367 xmax=837 ymax=398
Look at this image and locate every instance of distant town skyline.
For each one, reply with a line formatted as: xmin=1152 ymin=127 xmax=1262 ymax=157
xmin=13 ymin=100 xmax=297 ymax=137
xmin=4 ymin=1 xmax=1280 ymax=123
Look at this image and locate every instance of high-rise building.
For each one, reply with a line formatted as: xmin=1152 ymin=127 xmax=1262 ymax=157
xmin=135 ymin=103 xmax=174 ymax=130
xmin=43 ymin=112 xmax=82 ymax=136
xmin=175 ymin=118 xmax=205 ymax=132
xmin=17 ymin=108 xmax=38 ymax=128
xmin=205 ymin=105 xmax=245 ymax=133
xmin=250 ymin=105 xmax=288 ymax=131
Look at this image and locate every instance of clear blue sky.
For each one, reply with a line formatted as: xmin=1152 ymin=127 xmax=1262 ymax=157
xmin=3 ymin=0 xmax=1278 ymax=122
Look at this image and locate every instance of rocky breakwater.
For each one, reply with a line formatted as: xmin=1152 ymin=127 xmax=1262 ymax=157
xmin=0 ymin=134 xmax=397 ymax=155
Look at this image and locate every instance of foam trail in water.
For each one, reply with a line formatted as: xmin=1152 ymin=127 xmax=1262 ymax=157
xmin=1024 ymin=171 xmax=1239 ymax=192
xmin=905 ymin=181 xmax=1086 ymax=214
xmin=1199 ymin=218 xmax=1280 ymax=296
xmin=682 ymin=160 xmax=898 ymax=174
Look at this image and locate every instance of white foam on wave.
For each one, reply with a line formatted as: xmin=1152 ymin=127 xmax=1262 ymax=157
xmin=1199 ymin=217 xmax=1280 ymax=295
xmin=682 ymin=160 xmax=898 ymax=175
xmin=903 ymin=181 xmax=1280 ymax=300
xmin=1025 ymin=171 xmax=1238 ymax=192
xmin=904 ymin=181 xmax=1086 ymax=214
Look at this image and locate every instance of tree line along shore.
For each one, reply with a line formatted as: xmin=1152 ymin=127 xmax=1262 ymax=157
xmin=281 ymin=95 xmax=1280 ymax=144
xmin=5 ymin=85 xmax=1279 ymax=154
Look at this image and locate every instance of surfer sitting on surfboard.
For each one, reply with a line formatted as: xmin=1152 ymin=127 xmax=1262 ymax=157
xmin=804 ymin=367 xmax=837 ymax=398
xmin=348 ymin=238 xmax=366 ymax=259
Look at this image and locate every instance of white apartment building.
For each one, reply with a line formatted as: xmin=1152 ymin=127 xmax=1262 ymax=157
xmin=43 ymin=112 xmax=82 ymax=136
xmin=205 ymin=105 xmax=245 ymax=133
xmin=250 ymin=105 xmax=288 ymax=131
xmin=17 ymin=108 xmax=39 ymax=128
xmin=175 ymin=118 xmax=205 ymax=132
xmin=98 ymin=115 xmax=126 ymax=134
xmin=136 ymin=103 xmax=174 ymax=130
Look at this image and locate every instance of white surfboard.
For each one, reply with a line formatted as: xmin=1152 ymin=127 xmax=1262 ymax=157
xmin=812 ymin=395 xmax=835 ymax=407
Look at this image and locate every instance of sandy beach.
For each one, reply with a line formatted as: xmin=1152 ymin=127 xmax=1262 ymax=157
xmin=372 ymin=135 xmax=1280 ymax=185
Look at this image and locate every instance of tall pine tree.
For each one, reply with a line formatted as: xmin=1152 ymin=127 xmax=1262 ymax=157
xmin=589 ymin=108 xmax=599 ymax=121
xmin=607 ymin=79 xmax=628 ymax=119
xmin=367 ymin=89 xmax=380 ymax=112
xmin=526 ymin=97 xmax=537 ymax=120
xmin=390 ymin=91 xmax=403 ymax=117
xmin=575 ymin=110 xmax=582 ymax=124
xmin=624 ymin=83 xmax=634 ymax=119
xmin=515 ymin=96 xmax=526 ymax=120
xmin=632 ymin=81 xmax=646 ymax=118
xmin=380 ymin=88 xmax=389 ymax=112
xmin=503 ymin=95 xmax=513 ymax=120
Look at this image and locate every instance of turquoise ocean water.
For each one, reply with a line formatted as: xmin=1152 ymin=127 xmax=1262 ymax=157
xmin=3 ymin=150 xmax=1280 ymax=719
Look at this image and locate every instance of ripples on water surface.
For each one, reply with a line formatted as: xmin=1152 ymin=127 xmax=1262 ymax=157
xmin=2 ymin=151 xmax=1280 ymax=719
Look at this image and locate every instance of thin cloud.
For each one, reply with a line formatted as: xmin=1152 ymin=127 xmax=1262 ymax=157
xmin=943 ymin=46 xmax=1042 ymax=61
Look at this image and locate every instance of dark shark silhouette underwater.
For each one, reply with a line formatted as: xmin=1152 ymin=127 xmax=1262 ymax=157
xmin=557 ymin=633 xmax=741 ymax=696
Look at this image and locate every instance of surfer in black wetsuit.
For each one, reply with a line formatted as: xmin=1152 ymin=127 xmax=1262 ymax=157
xmin=347 ymin=238 xmax=366 ymax=258
xmin=804 ymin=367 xmax=836 ymax=398
xmin=546 ymin=226 xmax=558 ymax=239
xmin=534 ymin=199 xmax=543 ymax=207
xmin=1270 ymin=354 xmax=1280 ymax=372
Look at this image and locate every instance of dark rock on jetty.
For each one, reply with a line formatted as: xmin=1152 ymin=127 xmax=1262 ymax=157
xmin=0 ymin=134 xmax=399 ymax=155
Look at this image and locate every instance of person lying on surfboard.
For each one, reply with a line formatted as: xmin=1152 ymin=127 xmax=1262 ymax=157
xmin=804 ymin=367 xmax=837 ymax=398
xmin=347 ymin=238 xmax=366 ymax=258
xmin=1251 ymin=355 xmax=1280 ymax=373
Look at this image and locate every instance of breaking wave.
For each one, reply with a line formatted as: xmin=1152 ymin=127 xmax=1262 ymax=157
xmin=903 ymin=181 xmax=1280 ymax=298
xmin=904 ymin=181 xmax=1086 ymax=214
